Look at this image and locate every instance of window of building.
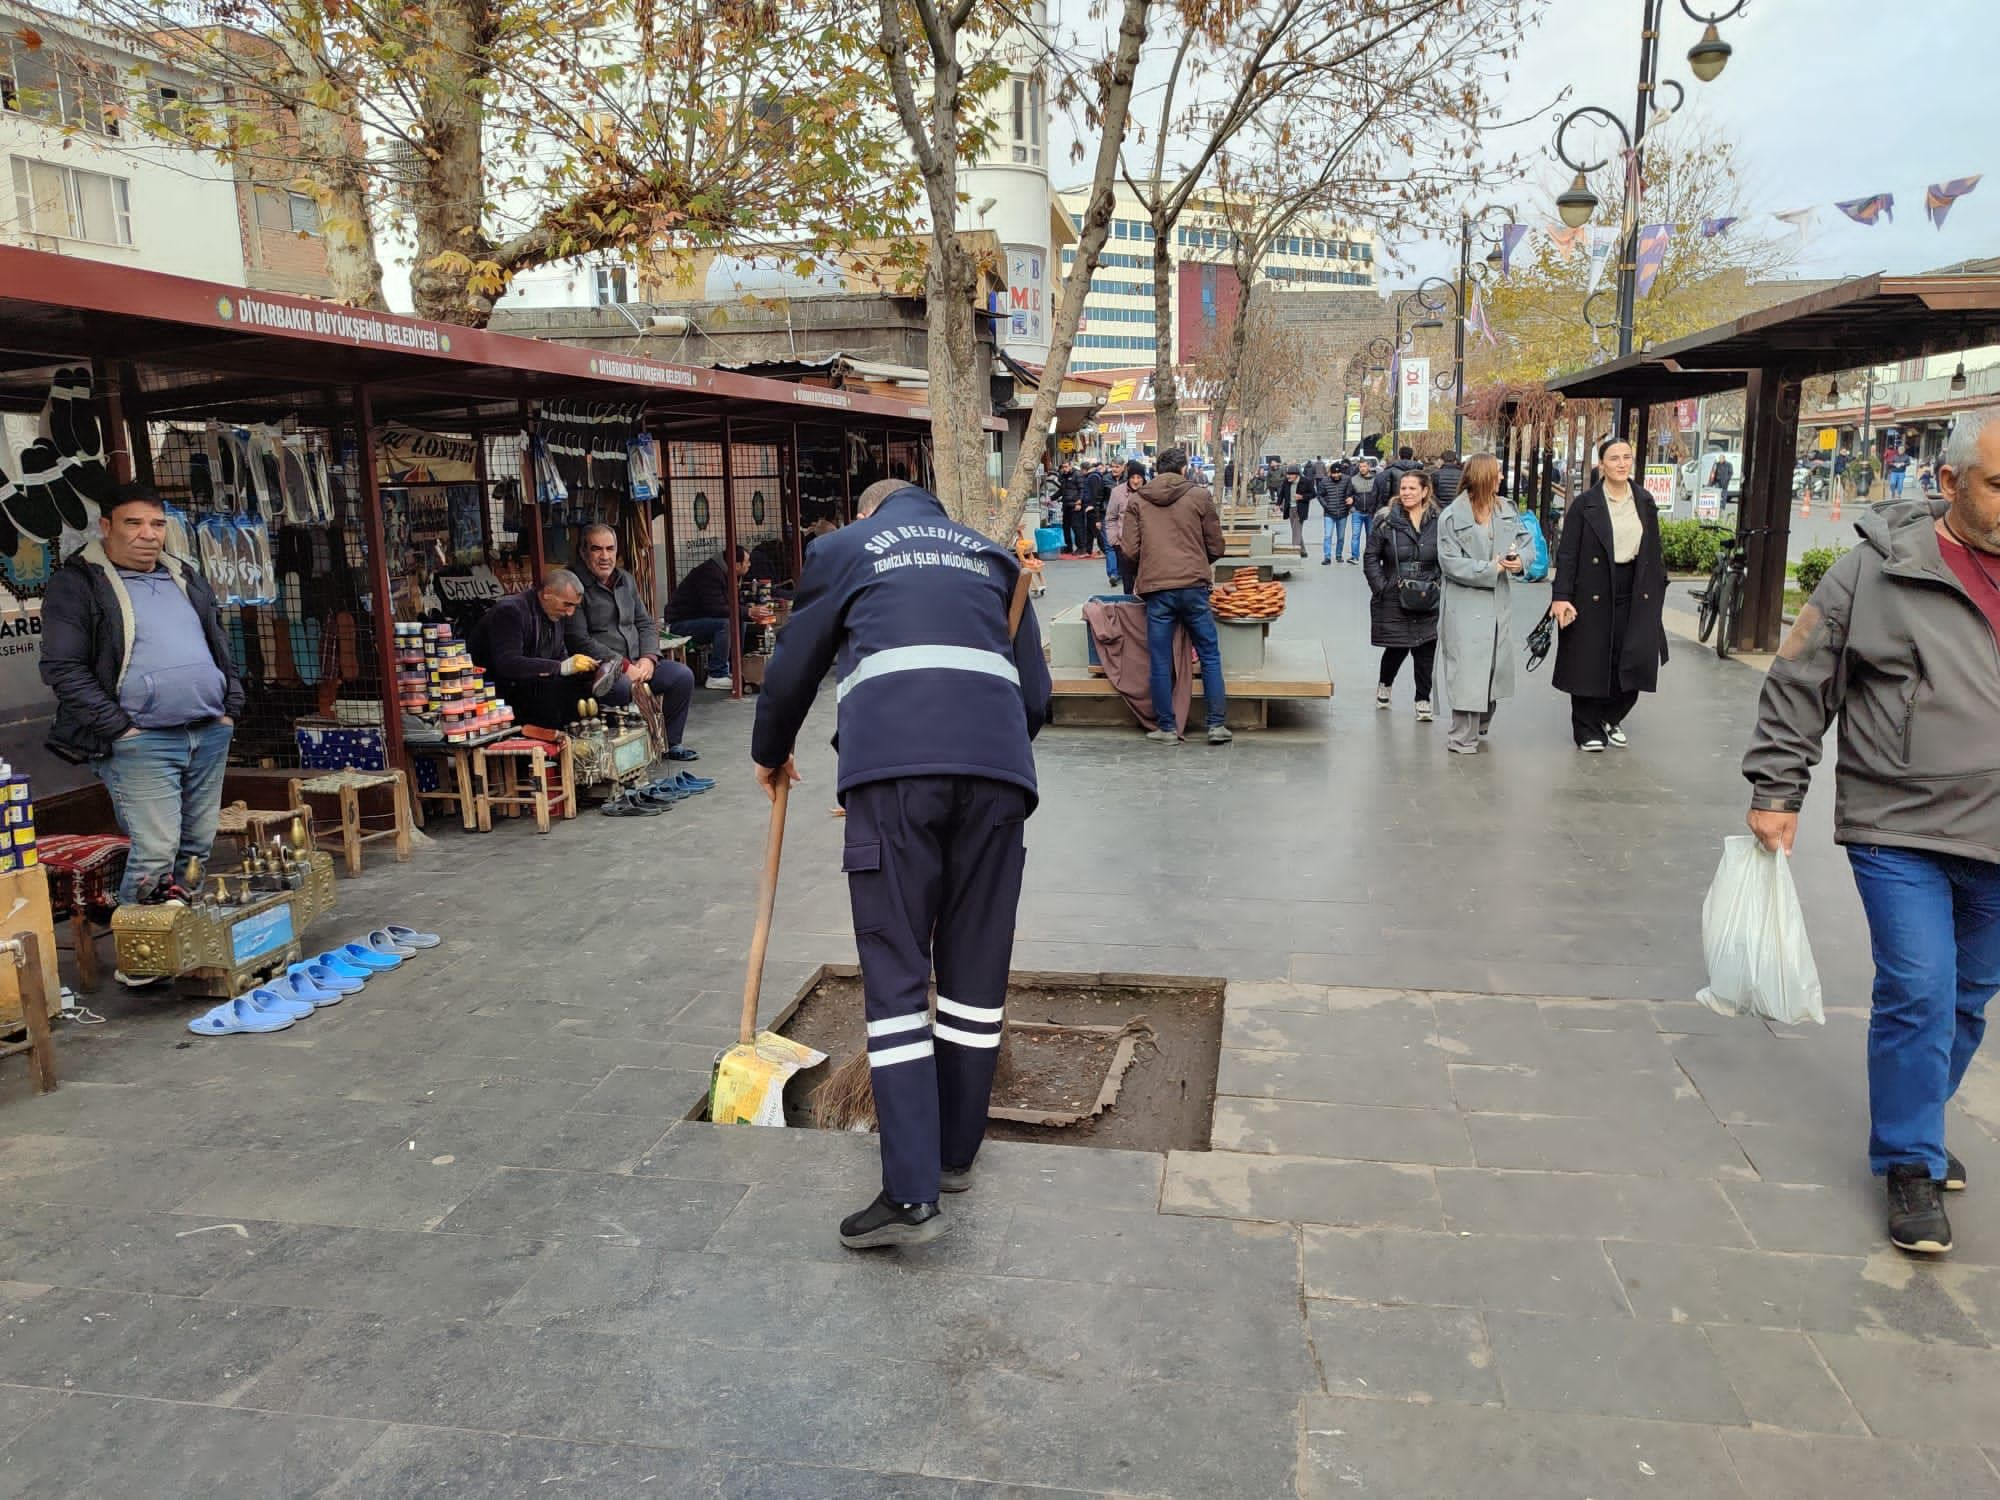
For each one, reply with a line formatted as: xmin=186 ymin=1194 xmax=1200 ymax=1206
xmin=593 ymin=265 xmax=630 ymax=305
xmin=10 ymin=156 xmax=132 ymax=245
xmin=287 ymin=191 xmax=320 ymax=234
xmin=1009 ymin=73 xmax=1043 ymax=165
xmin=3 ymin=43 xmax=126 ymax=137
xmin=1076 ymin=332 xmax=1155 ymax=350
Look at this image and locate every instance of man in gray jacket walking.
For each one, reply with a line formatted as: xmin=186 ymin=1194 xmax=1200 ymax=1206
xmin=1742 ymin=410 xmax=2000 ymax=1257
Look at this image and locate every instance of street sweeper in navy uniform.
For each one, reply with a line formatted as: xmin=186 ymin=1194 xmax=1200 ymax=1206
xmin=751 ymin=479 xmax=1051 ymax=1248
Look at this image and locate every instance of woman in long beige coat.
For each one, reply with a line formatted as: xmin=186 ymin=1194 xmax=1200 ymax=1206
xmin=1437 ymin=454 xmax=1531 ymax=753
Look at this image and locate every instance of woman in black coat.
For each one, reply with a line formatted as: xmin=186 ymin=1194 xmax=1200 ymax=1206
xmin=1549 ymin=437 xmax=1669 ymax=750
xmin=1363 ymin=467 xmax=1443 ymax=720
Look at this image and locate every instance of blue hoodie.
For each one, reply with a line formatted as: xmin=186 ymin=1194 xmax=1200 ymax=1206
xmin=751 ymin=487 xmax=1050 ymax=806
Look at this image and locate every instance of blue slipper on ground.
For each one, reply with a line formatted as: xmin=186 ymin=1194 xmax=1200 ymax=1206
xmin=364 ymin=929 xmax=418 ymax=958
xmin=244 ymin=986 xmax=314 ymax=1021
xmin=273 ymin=972 xmax=343 ymax=1008
xmin=187 ymin=997 xmax=296 ymax=1036
xmin=314 ymin=951 xmax=374 ymax=980
xmin=334 ymin=941 xmax=401 ymax=971
xmin=293 ymin=961 xmax=363 ymax=995
xmin=381 ymin=923 xmax=441 ymax=950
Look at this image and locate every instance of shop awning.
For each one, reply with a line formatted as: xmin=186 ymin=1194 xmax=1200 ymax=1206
xmin=0 ymin=246 xmax=974 ymax=431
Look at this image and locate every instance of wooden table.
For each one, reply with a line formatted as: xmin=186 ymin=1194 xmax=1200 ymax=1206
xmin=409 ymin=728 xmax=516 ymax=833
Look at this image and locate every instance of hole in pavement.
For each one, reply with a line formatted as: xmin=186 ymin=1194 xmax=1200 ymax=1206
xmin=702 ymin=970 xmax=1224 ymax=1154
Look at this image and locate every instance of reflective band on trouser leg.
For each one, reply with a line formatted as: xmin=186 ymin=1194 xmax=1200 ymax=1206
xmin=845 ymin=778 xmax=951 ymax=1206
xmin=932 ymin=780 xmax=1031 ymax=1176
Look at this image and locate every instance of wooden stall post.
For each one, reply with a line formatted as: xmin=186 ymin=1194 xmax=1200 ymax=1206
xmin=786 ymin=422 xmax=805 ymax=583
xmin=1737 ymin=367 xmax=1801 ymax=654
xmin=721 ymin=415 xmax=743 ymax=700
xmin=351 ymin=385 xmax=406 ymax=770
xmin=518 ymin=399 xmax=546 ymax=584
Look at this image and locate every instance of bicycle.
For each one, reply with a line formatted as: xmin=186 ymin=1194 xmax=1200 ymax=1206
xmin=1693 ymin=524 xmax=1769 ymax=660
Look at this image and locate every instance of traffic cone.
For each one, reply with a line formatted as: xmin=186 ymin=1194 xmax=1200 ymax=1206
xmin=1831 ymin=491 xmax=1842 ymax=522
xmin=1799 ymin=488 xmax=1812 ymax=519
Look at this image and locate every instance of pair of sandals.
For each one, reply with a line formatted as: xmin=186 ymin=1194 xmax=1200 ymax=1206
xmin=600 ymin=771 xmax=715 ymax=818
xmin=186 ymin=926 xmax=441 ymax=1036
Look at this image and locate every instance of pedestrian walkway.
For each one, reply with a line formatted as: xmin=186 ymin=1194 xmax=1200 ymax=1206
xmin=0 ymin=552 xmax=1993 ymax=1496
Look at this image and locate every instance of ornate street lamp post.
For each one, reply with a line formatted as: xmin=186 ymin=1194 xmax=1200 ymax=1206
xmin=1551 ymin=1 xmax=1748 ymax=432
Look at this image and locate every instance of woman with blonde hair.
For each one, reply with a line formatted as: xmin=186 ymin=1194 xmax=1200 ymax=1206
xmin=1437 ymin=453 xmax=1529 ymax=753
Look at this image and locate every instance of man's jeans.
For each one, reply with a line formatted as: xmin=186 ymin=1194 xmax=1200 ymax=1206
xmin=1322 ymin=514 xmax=1337 ymax=561
xmin=1848 ymin=844 xmax=2000 ymax=1179
xmin=1143 ymin=585 xmax=1226 ymax=732
xmin=1335 ymin=511 xmax=1367 ymax=561
xmin=1888 ymin=470 xmax=1906 ymax=499
xmin=94 ymin=720 xmax=233 ymax=903
xmin=677 ymin=617 xmax=732 ymax=676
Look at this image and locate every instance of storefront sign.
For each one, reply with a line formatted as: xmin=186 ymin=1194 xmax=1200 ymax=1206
xmin=1674 ymin=399 xmax=1700 ymax=431
xmin=586 ymin=354 xmax=698 ymax=388
xmin=435 ymin=565 xmax=506 ymax=604
xmin=223 ymin=294 xmax=448 ymax=353
xmin=1006 ymin=245 xmax=1048 ymax=347
xmin=378 ymin=425 xmax=478 ymax=483
xmin=1643 ymin=464 xmax=1675 ymax=505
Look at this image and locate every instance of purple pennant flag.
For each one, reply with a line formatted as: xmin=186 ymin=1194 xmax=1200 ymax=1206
xmin=1926 ymin=175 xmax=1982 ymax=228
xmin=1466 ymin=288 xmax=1498 ymax=347
xmin=1700 ymin=216 xmax=1738 ymax=238
xmin=1835 ymin=193 xmax=1894 ymax=227
xmin=1634 ymin=224 xmax=1670 ymax=298
xmin=1499 ymin=223 xmax=1529 ymax=278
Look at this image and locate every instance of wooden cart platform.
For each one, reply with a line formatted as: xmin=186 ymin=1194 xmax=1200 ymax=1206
xmin=1047 ymin=638 xmax=1333 ymax=729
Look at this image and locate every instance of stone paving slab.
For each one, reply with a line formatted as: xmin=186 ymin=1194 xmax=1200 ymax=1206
xmin=5 ymin=558 xmax=2000 ymax=1496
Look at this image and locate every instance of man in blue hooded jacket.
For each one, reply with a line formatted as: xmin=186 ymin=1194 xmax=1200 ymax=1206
xmin=752 ymin=479 xmax=1050 ymax=1249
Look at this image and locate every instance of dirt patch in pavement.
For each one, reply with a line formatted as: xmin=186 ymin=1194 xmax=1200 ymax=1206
xmin=778 ymin=973 xmax=1224 ymax=1154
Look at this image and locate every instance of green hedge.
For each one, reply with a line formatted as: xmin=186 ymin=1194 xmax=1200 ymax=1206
xmin=1659 ymin=518 xmax=1726 ymax=574
xmin=1795 ymin=546 xmax=1845 ymax=598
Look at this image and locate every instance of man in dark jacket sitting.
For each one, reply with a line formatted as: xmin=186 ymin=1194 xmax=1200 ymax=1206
xmin=666 ymin=546 xmax=747 ymax=689
xmin=568 ymin=523 xmax=699 ymax=760
xmin=39 ymin=485 xmax=243 ymax=934
xmin=468 ymin=570 xmax=603 ymax=731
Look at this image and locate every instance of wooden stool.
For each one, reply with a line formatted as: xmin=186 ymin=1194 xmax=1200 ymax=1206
xmin=474 ymin=737 xmax=575 ymax=834
xmin=290 ymin=769 xmax=415 ymax=876
xmin=38 ymin=834 xmax=129 ymax=992
xmin=213 ymin=802 xmax=306 ymax=865
xmin=410 ymin=744 xmax=490 ymax=833
xmin=659 ymin=634 xmax=690 ymax=667
xmin=0 ymin=932 xmax=57 ymax=1095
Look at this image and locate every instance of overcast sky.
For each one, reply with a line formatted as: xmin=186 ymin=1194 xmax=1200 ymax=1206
xmin=1054 ymin=0 xmax=1992 ymax=286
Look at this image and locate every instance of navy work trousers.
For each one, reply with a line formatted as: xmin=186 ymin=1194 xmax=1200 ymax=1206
xmin=843 ymin=775 xmax=1030 ymax=1205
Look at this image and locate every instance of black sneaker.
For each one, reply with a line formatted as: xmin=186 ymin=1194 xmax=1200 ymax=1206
xmin=1321 ymin=557 xmax=1332 ymax=566
xmin=839 ymin=1191 xmax=949 ymax=1249
xmin=1945 ymin=1151 xmax=1967 ymax=1192
xmin=1886 ymin=1164 xmax=1952 ymax=1255
xmin=940 ymin=1164 xmax=973 ymax=1194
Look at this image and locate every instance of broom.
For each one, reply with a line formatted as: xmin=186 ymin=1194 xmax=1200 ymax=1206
xmin=814 ymin=563 xmax=1035 ymax=1133
xmin=708 ymin=777 xmax=812 ymax=1125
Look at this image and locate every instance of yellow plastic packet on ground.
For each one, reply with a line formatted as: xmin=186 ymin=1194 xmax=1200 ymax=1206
xmin=709 ymin=1030 xmax=828 ymax=1126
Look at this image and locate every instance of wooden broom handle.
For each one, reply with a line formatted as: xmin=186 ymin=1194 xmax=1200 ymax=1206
xmin=738 ymin=777 xmax=789 ymax=1046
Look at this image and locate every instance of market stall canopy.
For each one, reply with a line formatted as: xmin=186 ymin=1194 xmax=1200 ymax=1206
xmin=1546 ymin=269 xmax=2000 ymax=404
xmin=0 ymin=246 xmax=985 ymax=432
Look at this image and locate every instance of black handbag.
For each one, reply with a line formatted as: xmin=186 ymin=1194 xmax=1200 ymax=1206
xmin=1525 ymin=607 xmax=1556 ymax=671
xmin=1392 ymin=522 xmax=1441 ymax=615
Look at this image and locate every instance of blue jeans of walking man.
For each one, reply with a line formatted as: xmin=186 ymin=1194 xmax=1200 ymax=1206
xmin=94 ymin=719 xmax=233 ymax=903
xmin=1848 ymin=845 xmax=2000 ymax=1180
xmin=1143 ymin=585 xmax=1226 ymax=733
xmin=1334 ymin=510 xmax=1367 ymax=561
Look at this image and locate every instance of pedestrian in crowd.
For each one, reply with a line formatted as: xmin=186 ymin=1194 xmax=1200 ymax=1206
xmin=1105 ymin=460 xmax=1145 ymax=593
xmin=1277 ymin=464 xmax=1301 ymax=551
xmin=751 ymin=478 xmax=1049 ymax=1249
xmin=1350 ymin=452 xmax=1389 ymax=541
xmin=1742 ymin=410 xmax=2000 ymax=1258
xmin=1081 ymin=459 xmax=1111 ymax=557
xmin=1363 ymin=466 xmax=1442 ymax=721
xmin=1334 ymin=457 xmax=1376 ymax=564
xmin=1887 ymin=445 xmax=1910 ymax=500
xmin=1433 ymin=450 xmax=1465 ymax=505
xmin=1123 ymin=447 xmax=1231 ymax=746
xmin=1373 ymin=445 xmax=1423 ymax=513
xmin=1549 ymin=438 xmax=1669 ymax=751
xmin=1057 ymin=460 xmax=1085 ymax=554
xmin=1437 ymin=454 xmax=1525 ymax=753
xmin=39 ymin=485 xmax=242 ymax=930
xmin=1222 ymin=455 xmax=1236 ymax=497
xmin=1318 ymin=459 xmax=1352 ymax=566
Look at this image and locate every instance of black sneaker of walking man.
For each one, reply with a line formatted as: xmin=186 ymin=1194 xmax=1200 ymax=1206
xmin=840 ymin=1190 xmax=949 ymax=1249
xmin=1886 ymin=1163 xmax=1952 ymax=1255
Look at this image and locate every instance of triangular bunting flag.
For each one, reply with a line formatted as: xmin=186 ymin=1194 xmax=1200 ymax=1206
xmin=1544 ymin=224 xmax=1586 ymax=259
xmin=1774 ymin=207 xmax=1819 ymax=251
xmin=1466 ymin=288 xmax=1498 ymax=348
xmin=1635 ymin=224 xmax=1671 ymax=298
xmin=1499 ymin=223 xmax=1529 ymax=278
xmin=1926 ymin=176 xmax=1982 ymax=229
xmin=1700 ymin=216 xmax=1738 ymax=238
xmin=1835 ymin=193 xmax=1894 ymax=226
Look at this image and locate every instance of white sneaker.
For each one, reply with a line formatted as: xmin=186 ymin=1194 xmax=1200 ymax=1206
xmin=1579 ymin=738 xmax=1606 ymax=753
xmin=1415 ymin=700 xmax=1434 ymax=722
xmin=1375 ymin=685 xmax=1391 ymax=710
xmin=1605 ymin=724 xmax=1629 ymax=747
xmin=704 ymin=675 xmax=734 ymax=690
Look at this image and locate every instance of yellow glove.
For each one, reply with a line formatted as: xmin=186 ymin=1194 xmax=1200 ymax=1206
xmin=560 ymin=653 xmax=598 ymax=676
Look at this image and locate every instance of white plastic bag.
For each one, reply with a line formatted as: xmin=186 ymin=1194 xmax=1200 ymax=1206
xmin=1696 ymin=835 xmax=1825 ymax=1025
